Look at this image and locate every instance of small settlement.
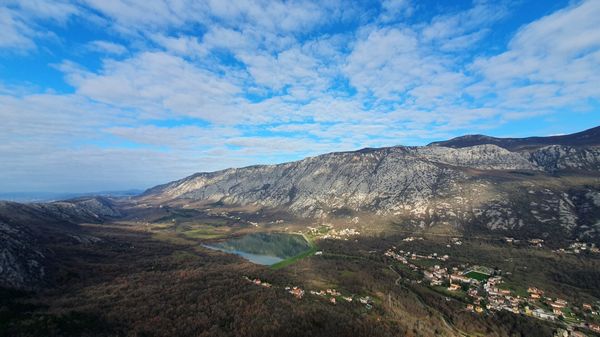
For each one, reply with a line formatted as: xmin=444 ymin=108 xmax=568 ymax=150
xmin=243 ymin=276 xmax=373 ymax=310
xmin=384 ymin=245 xmax=600 ymax=334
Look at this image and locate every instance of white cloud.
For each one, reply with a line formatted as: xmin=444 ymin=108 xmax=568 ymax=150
xmin=0 ymin=7 xmax=34 ymax=50
xmin=61 ymin=52 xmax=246 ymax=123
xmin=1 ymin=0 xmax=599 ymax=192
xmin=380 ymin=0 xmax=413 ymax=22
xmin=470 ymin=0 xmax=600 ymax=115
xmin=87 ymin=40 xmax=128 ymax=55
xmin=0 ymin=0 xmax=79 ymax=51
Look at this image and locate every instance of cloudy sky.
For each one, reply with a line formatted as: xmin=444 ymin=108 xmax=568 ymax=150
xmin=1 ymin=0 xmax=599 ymax=193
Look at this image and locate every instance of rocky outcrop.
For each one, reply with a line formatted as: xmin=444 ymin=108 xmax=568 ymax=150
xmin=141 ymin=127 xmax=600 ymax=242
xmin=428 ymin=125 xmax=600 ymax=150
xmin=0 ymin=197 xmax=116 ymax=290
xmin=0 ymin=221 xmax=47 ymax=290
xmin=0 ymin=196 xmax=121 ymax=228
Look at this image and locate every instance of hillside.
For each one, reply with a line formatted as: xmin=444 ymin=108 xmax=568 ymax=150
xmin=0 ymin=197 xmax=120 ymax=289
xmin=140 ymin=126 xmax=600 ymax=243
xmin=428 ymin=126 xmax=600 ymax=150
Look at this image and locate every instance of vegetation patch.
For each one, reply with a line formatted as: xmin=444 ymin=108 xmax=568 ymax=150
xmin=465 ymin=271 xmax=490 ymax=281
xmin=271 ymin=234 xmax=317 ymax=270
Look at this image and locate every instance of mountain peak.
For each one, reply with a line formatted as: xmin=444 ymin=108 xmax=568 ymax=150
xmin=428 ymin=125 xmax=600 ymax=151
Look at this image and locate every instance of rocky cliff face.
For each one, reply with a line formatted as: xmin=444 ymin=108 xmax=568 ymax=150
xmin=141 ymin=127 xmax=600 ymax=242
xmin=0 ymin=220 xmax=47 ymax=289
xmin=0 ymin=197 xmax=118 ymax=289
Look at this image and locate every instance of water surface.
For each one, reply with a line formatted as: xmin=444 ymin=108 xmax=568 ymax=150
xmin=203 ymin=232 xmax=311 ymax=265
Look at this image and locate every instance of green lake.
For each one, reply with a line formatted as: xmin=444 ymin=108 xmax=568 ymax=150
xmin=202 ymin=232 xmax=311 ymax=265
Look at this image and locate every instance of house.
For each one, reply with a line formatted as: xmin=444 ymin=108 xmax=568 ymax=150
xmin=532 ymin=309 xmax=555 ymax=320
xmin=450 ymin=274 xmax=471 ymax=284
xmin=326 ymin=289 xmax=341 ymax=296
xmin=448 ymin=284 xmax=461 ymax=291
xmin=330 ymin=297 xmax=336 ymax=304
xmin=430 ymin=279 xmax=442 ymax=286
xmin=549 ymin=301 xmax=566 ymax=309
xmin=314 ymin=251 xmax=323 ymax=255
xmin=583 ymin=303 xmax=593 ymax=311
xmin=289 ymin=287 xmax=305 ymax=299
xmin=571 ymin=331 xmax=587 ymax=337
xmin=475 ymin=306 xmax=484 ymax=313
xmin=555 ymin=299 xmax=568 ymax=307
xmin=359 ymin=296 xmax=372 ymax=304
xmin=466 ymin=304 xmax=474 ymax=311
xmin=589 ymin=324 xmax=600 ymax=333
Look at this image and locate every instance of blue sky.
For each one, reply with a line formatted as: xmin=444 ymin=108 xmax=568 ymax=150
xmin=1 ymin=0 xmax=599 ymax=192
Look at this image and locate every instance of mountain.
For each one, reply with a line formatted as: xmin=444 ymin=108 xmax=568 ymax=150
xmin=428 ymin=125 xmax=600 ymax=150
xmin=140 ymin=126 xmax=600 ymax=242
xmin=3 ymin=127 xmax=600 ymax=290
xmin=0 ymin=197 xmax=120 ymax=289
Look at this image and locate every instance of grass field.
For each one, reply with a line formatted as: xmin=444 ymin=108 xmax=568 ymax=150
xmin=465 ymin=271 xmax=490 ymax=281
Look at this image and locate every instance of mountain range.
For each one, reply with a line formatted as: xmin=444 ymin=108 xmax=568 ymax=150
xmin=140 ymin=126 xmax=600 ymax=240
xmin=2 ymin=126 xmax=600 ymax=290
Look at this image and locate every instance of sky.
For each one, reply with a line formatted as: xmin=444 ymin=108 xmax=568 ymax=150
xmin=1 ymin=0 xmax=599 ymax=193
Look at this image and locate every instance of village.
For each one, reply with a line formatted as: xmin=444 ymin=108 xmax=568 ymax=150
xmin=306 ymin=224 xmax=361 ymax=240
xmin=384 ymin=245 xmax=600 ymax=335
xmin=503 ymin=237 xmax=600 ymax=255
xmin=242 ymin=276 xmax=374 ymax=310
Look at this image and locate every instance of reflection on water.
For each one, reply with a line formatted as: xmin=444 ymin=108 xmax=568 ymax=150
xmin=202 ymin=232 xmax=310 ymax=265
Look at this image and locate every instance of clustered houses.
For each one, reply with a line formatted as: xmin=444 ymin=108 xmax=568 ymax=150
xmin=385 ymin=248 xmax=449 ymax=264
xmin=384 ymin=246 xmax=600 ymax=332
xmin=554 ymin=242 xmax=600 ymax=254
xmin=402 ymin=236 xmax=423 ymax=242
xmin=322 ymin=228 xmax=360 ymax=240
xmin=306 ymin=224 xmax=361 ymax=240
xmin=243 ymin=276 xmax=272 ymax=288
xmin=244 ymin=276 xmax=373 ymax=309
xmin=306 ymin=224 xmax=360 ymax=240
xmin=307 ymin=288 xmax=372 ymax=309
xmin=528 ymin=238 xmax=544 ymax=248
xmin=285 ymin=286 xmax=305 ymax=299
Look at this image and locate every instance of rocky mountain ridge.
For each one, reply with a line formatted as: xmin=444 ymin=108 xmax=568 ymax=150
xmin=428 ymin=125 xmax=600 ymax=150
xmin=141 ymin=127 xmax=600 ymax=242
xmin=0 ymin=197 xmax=120 ymax=289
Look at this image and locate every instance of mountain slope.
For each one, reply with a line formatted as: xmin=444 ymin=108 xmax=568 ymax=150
xmin=428 ymin=125 xmax=600 ymax=150
xmin=140 ymin=126 xmax=600 ymax=243
xmin=0 ymin=197 xmax=120 ymax=290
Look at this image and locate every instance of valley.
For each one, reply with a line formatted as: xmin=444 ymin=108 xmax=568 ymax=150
xmin=2 ymin=127 xmax=600 ymax=337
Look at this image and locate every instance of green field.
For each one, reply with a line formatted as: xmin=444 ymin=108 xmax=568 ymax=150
xmin=465 ymin=271 xmax=490 ymax=281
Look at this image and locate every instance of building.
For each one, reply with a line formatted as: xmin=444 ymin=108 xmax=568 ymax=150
xmin=448 ymin=284 xmax=461 ymax=291
xmin=450 ymin=274 xmax=471 ymax=284
xmin=532 ymin=309 xmax=555 ymax=320
xmin=289 ymin=287 xmax=305 ymax=299
xmin=589 ymin=324 xmax=600 ymax=333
